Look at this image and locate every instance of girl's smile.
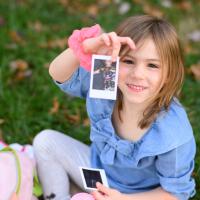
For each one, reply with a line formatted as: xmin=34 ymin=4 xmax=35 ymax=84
xmin=126 ymin=83 xmax=147 ymax=93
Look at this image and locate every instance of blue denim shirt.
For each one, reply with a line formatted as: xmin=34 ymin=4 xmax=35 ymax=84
xmin=55 ymin=67 xmax=196 ymax=200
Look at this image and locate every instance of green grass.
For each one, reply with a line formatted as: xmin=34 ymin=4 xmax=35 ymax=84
xmin=0 ymin=0 xmax=200 ymax=198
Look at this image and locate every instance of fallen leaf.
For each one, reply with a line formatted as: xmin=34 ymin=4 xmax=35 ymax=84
xmin=190 ymin=64 xmax=200 ymax=80
xmin=143 ymin=5 xmax=164 ymax=18
xmin=9 ymin=30 xmax=25 ymax=43
xmin=44 ymin=63 xmax=50 ymax=69
xmin=64 ymin=108 xmax=81 ymax=124
xmin=49 ymin=97 xmax=60 ymax=114
xmin=100 ymin=0 xmax=111 ymax=6
xmin=177 ymin=1 xmax=192 ymax=11
xmin=183 ymin=43 xmax=194 ymax=54
xmin=30 ymin=21 xmax=43 ymax=33
xmin=9 ymin=59 xmax=32 ymax=82
xmin=83 ymin=118 xmax=90 ymax=126
xmin=9 ymin=59 xmax=29 ymax=72
xmin=14 ymin=70 xmax=32 ymax=81
xmin=59 ymin=0 xmax=69 ymax=7
xmin=66 ymin=114 xmax=80 ymax=124
xmin=40 ymin=38 xmax=67 ymax=49
xmin=87 ymin=5 xmax=99 ymax=17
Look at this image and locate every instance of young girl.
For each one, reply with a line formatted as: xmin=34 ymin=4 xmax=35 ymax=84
xmin=33 ymin=15 xmax=196 ymax=200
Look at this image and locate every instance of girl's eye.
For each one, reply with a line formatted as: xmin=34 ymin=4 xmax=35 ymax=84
xmin=148 ymin=63 xmax=159 ymax=68
xmin=122 ymin=59 xmax=134 ymax=65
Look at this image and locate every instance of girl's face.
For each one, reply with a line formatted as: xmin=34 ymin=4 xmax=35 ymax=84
xmin=118 ymin=38 xmax=163 ymax=106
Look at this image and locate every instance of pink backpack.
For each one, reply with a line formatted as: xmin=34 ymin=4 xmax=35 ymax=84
xmin=0 ymin=142 xmax=39 ymax=200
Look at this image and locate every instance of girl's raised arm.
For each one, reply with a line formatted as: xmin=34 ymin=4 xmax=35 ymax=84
xmin=49 ymin=48 xmax=79 ymax=83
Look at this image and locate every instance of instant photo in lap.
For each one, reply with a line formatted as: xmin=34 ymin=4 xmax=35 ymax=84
xmin=89 ymin=55 xmax=119 ymax=100
xmin=79 ymin=167 xmax=109 ymax=190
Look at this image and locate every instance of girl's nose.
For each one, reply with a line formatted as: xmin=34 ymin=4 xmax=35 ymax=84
xmin=130 ymin=64 xmax=144 ymax=79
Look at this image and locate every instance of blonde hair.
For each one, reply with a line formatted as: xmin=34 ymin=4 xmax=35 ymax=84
xmin=115 ymin=15 xmax=184 ymax=129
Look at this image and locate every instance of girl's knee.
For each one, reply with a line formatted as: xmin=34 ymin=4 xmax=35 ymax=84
xmin=33 ymin=129 xmax=56 ymax=152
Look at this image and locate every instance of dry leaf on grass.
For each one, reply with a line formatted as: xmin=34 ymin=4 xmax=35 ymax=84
xmin=40 ymin=38 xmax=67 ymax=49
xmin=143 ymin=5 xmax=164 ymax=18
xmin=176 ymin=1 xmax=192 ymax=11
xmin=183 ymin=43 xmax=194 ymax=54
xmin=9 ymin=59 xmax=32 ymax=81
xmin=59 ymin=0 xmax=69 ymax=7
xmin=29 ymin=21 xmax=44 ymax=33
xmin=190 ymin=64 xmax=200 ymax=81
xmin=49 ymin=97 xmax=60 ymax=114
xmin=65 ymin=114 xmax=80 ymax=124
xmin=87 ymin=5 xmax=99 ymax=17
xmin=14 ymin=70 xmax=32 ymax=81
xmin=63 ymin=107 xmax=81 ymax=124
xmin=10 ymin=59 xmax=28 ymax=71
xmin=83 ymin=118 xmax=90 ymax=126
xmin=44 ymin=63 xmax=50 ymax=69
xmin=9 ymin=30 xmax=25 ymax=43
xmin=100 ymin=0 xmax=111 ymax=6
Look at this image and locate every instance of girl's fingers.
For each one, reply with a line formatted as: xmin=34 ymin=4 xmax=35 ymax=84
xmin=100 ymin=33 xmax=111 ymax=46
xmin=119 ymin=37 xmax=136 ymax=50
xmin=108 ymin=32 xmax=121 ymax=62
xmin=96 ymin=182 xmax=111 ymax=195
xmin=92 ymin=190 xmax=106 ymax=200
xmin=99 ymin=32 xmax=136 ymax=61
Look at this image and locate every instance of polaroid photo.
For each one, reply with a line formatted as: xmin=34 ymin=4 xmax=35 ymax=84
xmin=79 ymin=166 xmax=109 ymax=191
xmin=89 ymin=54 xmax=119 ymax=100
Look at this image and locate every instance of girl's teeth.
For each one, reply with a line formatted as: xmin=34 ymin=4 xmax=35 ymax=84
xmin=128 ymin=84 xmax=145 ymax=91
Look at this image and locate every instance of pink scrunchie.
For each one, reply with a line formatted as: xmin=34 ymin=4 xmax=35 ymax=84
xmin=68 ymin=24 xmax=101 ymax=71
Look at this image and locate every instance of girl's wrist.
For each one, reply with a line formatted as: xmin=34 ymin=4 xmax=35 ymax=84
xmin=68 ymin=24 xmax=102 ymax=71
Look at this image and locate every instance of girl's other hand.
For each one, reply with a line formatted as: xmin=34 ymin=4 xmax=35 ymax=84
xmin=91 ymin=182 xmax=123 ymax=200
xmin=82 ymin=32 xmax=136 ymax=62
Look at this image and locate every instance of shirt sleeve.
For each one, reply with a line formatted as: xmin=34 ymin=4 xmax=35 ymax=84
xmin=155 ymin=138 xmax=196 ymax=200
xmin=54 ymin=67 xmax=90 ymax=99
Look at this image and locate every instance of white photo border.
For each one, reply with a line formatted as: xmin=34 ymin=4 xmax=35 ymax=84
xmin=79 ymin=166 xmax=109 ymax=191
xmin=89 ymin=54 xmax=119 ymax=100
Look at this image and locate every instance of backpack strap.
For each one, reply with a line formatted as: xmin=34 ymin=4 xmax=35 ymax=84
xmin=0 ymin=146 xmax=22 ymax=195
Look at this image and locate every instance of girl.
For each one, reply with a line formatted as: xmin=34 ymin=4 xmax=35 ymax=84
xmin=33 ymin=15 xmax=196 ymax=200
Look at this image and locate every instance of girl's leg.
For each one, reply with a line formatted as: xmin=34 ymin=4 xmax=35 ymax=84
xmin=33 ymin=129 xmax=90 ymax=200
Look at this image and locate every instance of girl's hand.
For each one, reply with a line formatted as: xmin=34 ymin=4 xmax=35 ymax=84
xmin=82 ymin=32 xmax=135 ymax=62
xmin=92 ymin=182 xmax=124 ymax=200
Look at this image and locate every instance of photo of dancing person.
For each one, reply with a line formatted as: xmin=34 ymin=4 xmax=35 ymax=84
xmin=92 ymin=59 xmax=116 ymax=91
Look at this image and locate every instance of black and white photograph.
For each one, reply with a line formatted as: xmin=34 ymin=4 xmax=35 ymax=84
xmin=89 ymin=55 xmax=119 ymax=100
xmin=79 ymin=167 xmax=109 ymax=190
